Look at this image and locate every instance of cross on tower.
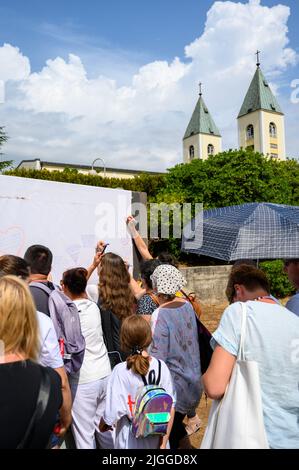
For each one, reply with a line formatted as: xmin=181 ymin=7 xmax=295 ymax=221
xmin=256 ymin=50 xmax=261 ymax=67
xmin=199 ymin=82 xmax=203 ymax=97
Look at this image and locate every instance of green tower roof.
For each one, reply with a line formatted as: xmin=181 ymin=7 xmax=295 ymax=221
xmin=238 ymin=67 xmax=283 ymax=118
xmin=183 ymin=95 xmax=221 ymax=140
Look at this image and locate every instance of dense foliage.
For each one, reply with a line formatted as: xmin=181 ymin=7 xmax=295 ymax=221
xmin=158 ymin=149 xmax=299 ymax=207
xmin=5 ymin=167 xmax=166 ymax=199
xmin=260 ymin=260 xmax=295 ymax=299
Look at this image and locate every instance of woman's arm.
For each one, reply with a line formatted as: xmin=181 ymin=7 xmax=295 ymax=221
xmin=202 ymin=345 xmax=236 ymax=400
xmin=126 ymin=216 xmax=153 ymax=261
xmin=99 ymin=367 xmax=127 ymax=432
xmin=86 ymin=240 xmax=106 ymax=280
xmin=129 ymin=274 xmax=146 ymax=300
xmin=86 ymin=253 xmax=102 ymax=281
xmin=54 ymin=366 xmax=72 ymax=437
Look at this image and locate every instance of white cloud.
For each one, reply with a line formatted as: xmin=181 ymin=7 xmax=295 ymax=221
xmin=185 ymin=0 xmax=297 ymax=71
xmin=0 ymin=0 xmax=298 ymax=171
xmin=0 ymin=43 xmax=30 ymax=82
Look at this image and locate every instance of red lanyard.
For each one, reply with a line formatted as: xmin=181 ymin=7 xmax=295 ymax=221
xmin=254 ymin=296 xmax=279 ymax=305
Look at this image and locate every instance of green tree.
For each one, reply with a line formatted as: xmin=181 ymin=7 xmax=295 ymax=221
xmin=0 ymin=127 xmax=11 ymax=172
xmin=160 ymin=149 xmax=299 ymax=208
xmin=260 ymin=260 xmax=295 ymax=299
xmin=0 ymin=126 xmax=6 ymax=143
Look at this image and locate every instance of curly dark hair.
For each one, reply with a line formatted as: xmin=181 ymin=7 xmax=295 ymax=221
xmin=157 ymin=252 xmax=178 ymax=268
xmin=140 ymin=259 xmax=162 ymax=289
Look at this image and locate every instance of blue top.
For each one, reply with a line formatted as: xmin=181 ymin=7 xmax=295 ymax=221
xmin=286 ymin=292 xmax=299 ymax=317
xmin=150 ymin=301 xmax=202 ymax=414
xmin=211 ymin=301 xmax=299 ymax=449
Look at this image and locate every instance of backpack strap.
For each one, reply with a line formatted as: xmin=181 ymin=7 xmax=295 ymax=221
xmin=29 ymin=281 xmax=55 ymax=296
xmin=155 ymin=359 xmax=161 ymax=385
xmin=17 ymin=366 xmax=51 ymax=449
xmin=141 ymin=374 xmax=148 ymax=386
xmin=141 ymin=359 xmax=161 ymax=386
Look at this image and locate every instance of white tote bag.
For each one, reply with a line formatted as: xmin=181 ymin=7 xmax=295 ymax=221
xmin=201 ymin=302 xmax=269 ymax=449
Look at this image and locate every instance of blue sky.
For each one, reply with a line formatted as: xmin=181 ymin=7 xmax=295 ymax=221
xmin=1 ymin=0 xmax=298 ymax=71
xmin=0 ymin=0 xmax=298 ymax=170
xmin=0 ymin=1 xmax=234 ymax=69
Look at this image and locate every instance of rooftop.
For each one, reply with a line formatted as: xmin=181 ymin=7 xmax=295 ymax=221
xmin=238 ymin=66 xmax=283 ymax=118
xmin=183 ymin=95 xmax=221 ymax=140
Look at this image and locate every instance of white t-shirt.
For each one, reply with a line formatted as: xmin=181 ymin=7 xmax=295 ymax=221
xmin=86 ymin=284 xmax=99 ymax=304
xmin=70 ymin=298 xmax=111 ymax=384
xmin=212 ymin=300 xmax=299 ymax=449
xmin=37 ymin=311 xmax=64 ymax=369
xmin=104 ymin=357 xmax=176 ymax=449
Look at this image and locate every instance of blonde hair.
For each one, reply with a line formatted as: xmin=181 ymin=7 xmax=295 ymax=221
xmin=120 ymin=315 xmax=152 ymax=376
xmin=0 ymin=276 xmax=39 ymax=360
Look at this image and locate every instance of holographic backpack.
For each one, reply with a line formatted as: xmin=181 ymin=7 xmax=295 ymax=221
xmin=132 ymin=360 xmax=173 ymax=438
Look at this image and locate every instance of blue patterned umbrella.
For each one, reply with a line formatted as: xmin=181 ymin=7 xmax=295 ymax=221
xmin=182 ymin=203 xmax=299 ymax=261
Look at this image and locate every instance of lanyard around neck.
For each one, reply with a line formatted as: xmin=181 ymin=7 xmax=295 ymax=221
xmin=254 ymin=295 xmax=279 ymax=305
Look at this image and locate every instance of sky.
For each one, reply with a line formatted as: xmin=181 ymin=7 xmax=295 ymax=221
xmin=0 ymin=0 xmax=298 ymax=171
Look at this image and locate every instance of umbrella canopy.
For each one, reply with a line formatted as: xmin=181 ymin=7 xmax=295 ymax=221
xmin=182 ymin=203 xmax=299 ymax=262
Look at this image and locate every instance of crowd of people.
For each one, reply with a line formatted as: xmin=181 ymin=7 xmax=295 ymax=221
xmin=0 ymin=215 xmax=298 ymax=449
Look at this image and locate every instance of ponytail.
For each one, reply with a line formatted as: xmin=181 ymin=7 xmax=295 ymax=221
xmin=126 ymin=353 xmax=150 ymax=376
xmin=120 ymin=315 xmax=152 ymax=376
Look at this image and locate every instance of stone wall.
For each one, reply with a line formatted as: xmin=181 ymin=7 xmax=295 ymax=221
xmin=179 ymin=265 xmax=232 ymax=307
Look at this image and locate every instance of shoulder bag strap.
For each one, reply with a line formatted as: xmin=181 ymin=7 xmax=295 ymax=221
xmin=238 ymin=302 xmax=247 ymax=361
xmin=180 ymin=289 xmax=189 ymax=299
xmin=17 ymin=366 xmax=51 ymax=449
xmin=148 ymin=292 xmax=160 ymax=306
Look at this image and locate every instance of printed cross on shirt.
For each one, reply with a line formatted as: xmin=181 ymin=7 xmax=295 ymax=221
xmin=128 ymin=395 xmax=135 ymax=417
